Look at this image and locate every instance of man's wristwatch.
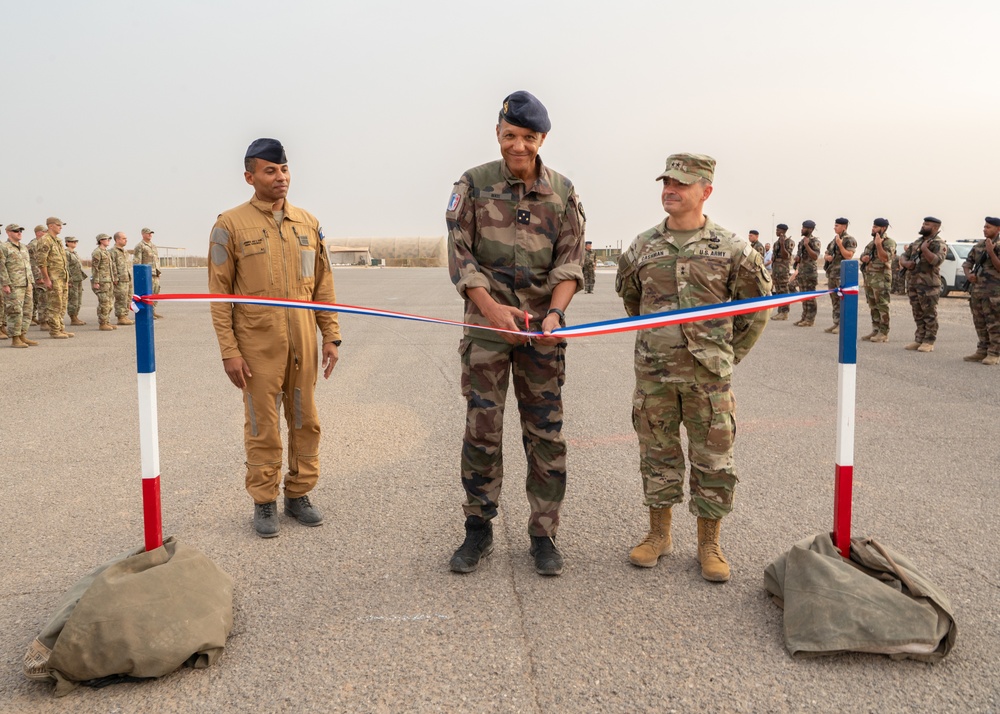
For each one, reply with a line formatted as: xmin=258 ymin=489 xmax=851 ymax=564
xmin=546 ymin=308 xmax=566 ymax=326
xmin=331 ymin=340 xmax=342 ymax=347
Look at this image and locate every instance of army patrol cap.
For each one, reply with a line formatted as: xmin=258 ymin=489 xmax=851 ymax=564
xmin=923 ymin=216 xmax=942 ymax=224
xmin=873 ymin=218 xmax=890 ymax=228
xmin=6 ymin=223 xmax=24 ymax=232
xmin=498 ymin=90 xmax=551 ymax=133
xmin=776 ymin=223 xmax=788 ymax=231
xmin=96 ymin=233 xmax=111 ymax=244
xmin=802 ymin=220 xmax=816 ymax=229
xmin=34 ymin=224 xmax=46 ymax=232
xmin=835 ymin=217 xmax=849 ymax=226
xmin=985 ymin=217 xmax=1000 ymax=227
xmin=142 ymin=227 xmax=154 ymax=234
xmin=655 ymin=153 xmax=716 ymax=184
xmin=46 ymin=217 xmax=66 ymax=226
xmin=64 ymin=236 xmax=78 ymax=243
xmin=245 ymin=138 xmax=287 ymax=164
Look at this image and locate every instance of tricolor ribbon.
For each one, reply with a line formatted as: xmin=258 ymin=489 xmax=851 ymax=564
xmin=134 ymin=285 xmax=855 ymax=339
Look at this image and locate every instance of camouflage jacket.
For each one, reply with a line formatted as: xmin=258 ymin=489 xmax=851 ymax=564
xmin=133 ymin=240 xmax=161 ymax=274
xmin=0 ymin=240 xmax=32 ymax=288
xmin=772 ymin=235 xmax=795 ymax=265
xmin=35 ymin=232 xmax=68 ymax=279
xmin=110 ymin=245 xmax=133 ymax=284
xmin=583 ymin=250 xmax=597 ymax=272
xmin=902 ymin=233 xmax=947 ymax=287
xmin=446 ymin=158 xmax=585 ymax=343
xmin=91 ymin=246 xmax=114 ymax=287
xmin=26 ymin=237 xmax=43 ymax=282
xmin=962 ymin=239 xmax=1000 ymax=290
xmin=616 ymin=216 xmax=772 ymax=382
xmin=860 ymin=235 xmax=896 ymax=274
xmin=750 ymin=241 xmax=765 ymax=258
xmin=824 ymin=233 xmax=857 ymax=278
xmin=795 ymin=236 xmax=822 ymax=278
xmin=66 ymin=249 xmax=88 ymax=282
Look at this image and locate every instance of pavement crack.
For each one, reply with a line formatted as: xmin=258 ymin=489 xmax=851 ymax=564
xmin=503 ymin=518 xmax=544 ymax=714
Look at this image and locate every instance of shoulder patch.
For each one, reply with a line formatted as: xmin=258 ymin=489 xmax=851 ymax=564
xmin=210 ymin=226 xmax=230 ymax=245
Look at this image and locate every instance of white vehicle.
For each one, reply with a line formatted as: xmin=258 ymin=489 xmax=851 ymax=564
xmin=894 ymin=239 xmax=973 ymax=297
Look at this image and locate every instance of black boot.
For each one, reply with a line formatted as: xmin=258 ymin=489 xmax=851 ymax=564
xmin=449 ymin=517 xmax=494 ymax=573
xmin=530 ymin=535 xmax=564 ymax=576
xmin=254 ymin=501 xmax=279 ymax=538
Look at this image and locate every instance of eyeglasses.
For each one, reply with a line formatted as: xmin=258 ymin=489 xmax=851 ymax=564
xmin=11 ymin=229 xmax=23 ymax=233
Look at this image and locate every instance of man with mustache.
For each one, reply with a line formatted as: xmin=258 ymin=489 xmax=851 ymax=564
xmin=899 ymin=217 xmax=948 ymax=352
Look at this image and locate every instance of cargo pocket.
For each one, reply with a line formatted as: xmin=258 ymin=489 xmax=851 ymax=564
xmin=300 ymin=249 xmax=316 ymax=280
xmin=631 ymin=391 xmax=648 ymax=434
xmin=705 ymin=389 xmax=736 ymax=452
xmin=459 ymin=338 xmax=473 ymax=399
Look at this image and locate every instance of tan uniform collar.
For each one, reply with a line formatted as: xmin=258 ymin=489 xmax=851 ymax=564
xmin=659 ymin=215 xmax=718 ymax=248
xmin=249 ymin=196 xmax=307 ymax=223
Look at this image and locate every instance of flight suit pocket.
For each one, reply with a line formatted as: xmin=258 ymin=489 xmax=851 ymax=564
xmin=300 ymin=249 xmax=316 ymax=280
xmin=705 ymin=389 xmax=736 ymax=452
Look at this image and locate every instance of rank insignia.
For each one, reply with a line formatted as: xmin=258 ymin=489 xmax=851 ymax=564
xmin=516 ymin=209 xmax=531 ymax=225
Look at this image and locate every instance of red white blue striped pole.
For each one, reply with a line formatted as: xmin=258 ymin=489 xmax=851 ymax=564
xmin=833 ymin=259 xmax=859 ymax=558
xmin=134 ymin=264 xmax=163 ymax=552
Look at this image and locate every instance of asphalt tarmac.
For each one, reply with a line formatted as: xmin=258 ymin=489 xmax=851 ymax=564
xmin=1 ymin=267 xmax=997 ymax=713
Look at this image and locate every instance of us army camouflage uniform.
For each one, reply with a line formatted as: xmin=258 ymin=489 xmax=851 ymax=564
xmin=616 ymin=217 xmax=771 ymax=519
xmin=1 ymin=240 xmax=34 ymax=336
xmin=447 ymin=158 xmax=585 ymax=537
xmin=963 ymin=240 xmax=1000 ymax=357
xmin=795 ymin=235 xmax=822 ymax=323
xmin=91 ymin=243 xmax=115 ymax=325
xmin=66 ymin=245 xmax=88 ymax=319
xmin=27 ymin=236 xmax=47 ymax=325
xmin=132 ymin=239 xmax=161 ymax=307
xmin=583 ymin=248 xmax=597 ymax=293
xmin=861 ymin=234 xmax=896 ymax=337
xmin=771 ymin=234 xmax=795 ymax=315
xmin=750 ymin=240 xmax=765 ymax=259
xmin=110 ymin=244 xmax=134 ymax=318
xmin=35 ymin=231 xmax=69 ymax=335
xmin=824 ymin=233 xmax=857 ymax=325
xmin=904 ymin=234 xmax=948 ymax=345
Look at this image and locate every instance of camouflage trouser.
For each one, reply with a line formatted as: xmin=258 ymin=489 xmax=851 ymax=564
xmin=68 ymin=279 xmax=83 ymax=318
xmin=4 ymin=286 xmax=33 ymax=335
xmin=772 ymin=262 xmax=791 ymax=313
xmin=827 ymin=271 xmax=841 ymax=324
xmin=45 ymin=276 xmax=68 ymax=334
xmin=908 ymin=283 xmax=941 ymax=344
xmin=93 ymin=285 xmax=114 ymax=324
xmin=33 ymin=284 xmax=47 ymax=323
xmin=632 ymin=376 xmax=738 ymax=520
xmin=583 ymin=266 xmax=595 ymax=293
xmin=797 ymin=271 xmax=818 ymax=322
xmin=459 ymin=336 xmax=567 ymax=537
xmin=114 ymin=281 xmax=134 ymax=318
xmin=969 ymin=285 xmax=1000 ymax=355
xmin=151 ymin=275 xmax=160 ymax=308
xmin=891 ymin=268 xmax=905 ymax=294
xmin=864 ymin=270 xmax=892 ymax=335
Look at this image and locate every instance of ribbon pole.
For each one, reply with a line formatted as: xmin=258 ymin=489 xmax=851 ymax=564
xmin=134 ymin=264 xmax=163 ymax=552
xmin=832 ymin=260 xmax=859 ymax=557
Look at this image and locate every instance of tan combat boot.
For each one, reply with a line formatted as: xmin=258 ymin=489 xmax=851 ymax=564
xmin=963 ymin=351 xmax=987 ymax=362
xmin=153 ymin=311 xmax=164 ymax=319
xmin=797 ymin=320 xmax=814 ymax=327
xmin=824 ymin=324 xmax=839 ymax=334
xmin=117 ymin=317 xmax=135 ymax=326
xmin=917 ymin=343 xmax=934 ymax=353
xmin=0 ymin=325 xmax=8 ymax=338
xmin=861 ymin=330 xmax=877 ymax=341
xmin=70 ymin=316 xmax=86 ymax=325
xmin=870 ymin=333 xmax=888 ymax=343
xmin=904 ymin=342 xmax=921 ymax=350
xmin=982 ymin=354 xmax=999 ymax=366
xmin=99 ymin=323 xmax=115 ymax=331
xmin=696 ymin=517 xmax=730 ymax=582
xmin=19 ymin=333 xmax=38 ymax=346
xmin=10 ymin=335 xmax=28 ymax=348
xmin=629 ymin=506 xmax=673 ymax=568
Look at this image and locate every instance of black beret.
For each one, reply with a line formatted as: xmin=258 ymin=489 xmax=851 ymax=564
xmin=499 ymin=91 xmax=551 ymax=133
xmin=986 ymin=217 xmax=1000 ymax=227
xmin=835 ymin=217 xmax=849 ymax=226
xmin=245 ymin=138 xmax=287 ymax=164
xmin=802 ymin=220 xmax=816 ymax=229
xmin=923 ymin=216 xmax=942 ymax=224
xmin=749 ymin=230 xmax=759 ymax=235
xmin=776 ymin=224 xmax=788 ymax=231
xmin=873 ymin=218 xmax=890 ymax=228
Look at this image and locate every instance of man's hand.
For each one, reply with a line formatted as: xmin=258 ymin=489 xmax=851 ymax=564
xmin=42 ymin=276 xmax=52 ymax=289
xmin=222 ymin=356 xmax=252 ymax=390
xmin=534 ymin=311 xmax=563 ymax=346
xmin=322 ymin=342 xmax=339 ymax=379
xmin=93 ymin=282 xmax=100 ymax=290
xmin=2 ymin=285 xmax=9 ymax=295
xmin=483 ymin=302 xmax=529 ymax=345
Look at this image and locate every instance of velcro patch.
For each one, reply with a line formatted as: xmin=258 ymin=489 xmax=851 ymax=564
xmin=516 ymin=209 xmax=530 ymax=225
xmin=210 ymin=226 xmax=230 ymax=245
xmin=447 ymin=192 xmax=461 ymax=212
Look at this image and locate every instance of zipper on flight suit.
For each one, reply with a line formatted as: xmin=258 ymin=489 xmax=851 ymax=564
xmin=275 ymin=218 xmax=300 ymax=371
xmin=262 ymin=230 xmax=275 ymax=286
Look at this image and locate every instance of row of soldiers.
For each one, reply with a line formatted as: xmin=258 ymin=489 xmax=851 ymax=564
xmin=750 ymin=216 xmax=1000 ymax=363
xmin=0 ymin=219 xmax=163 ymax=347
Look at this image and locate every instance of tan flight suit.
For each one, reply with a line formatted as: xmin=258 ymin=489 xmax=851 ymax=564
xmin=208 ymin=197 xmax=341 ymax=504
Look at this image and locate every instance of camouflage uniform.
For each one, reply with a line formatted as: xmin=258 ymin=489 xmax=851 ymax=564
xmin=771 ymin=234 xmax=795 ymax=316
xmin=824 ymin=233 xmax=857 ymax=325
xmin=750 ymin=240 xmax=765 ymax=259
xmin=132 ymin=238 xmax=161 ymax=307
xmin=903 ymin=233 xmax=947 ymax=345
xmin=35 ymin=231 xmax=69 ymax=335
xmin=794 ymin=235 xmax=822 ymax=324
xmin=446 ymin=158 xmax=585 ymax=537
xmin=65 ymin=244 xmax=88 ymax=319
xmin=91 ymin=241 xmax=115 ymax=326
xmin=891 ymin=254 xmax=905 ymax=294
xmin=1 ymin=239 xmax=34 ymax=336
xmin=616 ymin=217 xmax=771 ymax=519
xmin=861 ymin=234 xmax=896 ymax=337
xmin=582 ymin=248 xmax=597 ymax=293
xmin=27 ymin=236 xmax=47 ymax=325
xmin=963 ymin=240 xmax=1000 ymax=358
xmin=110 ymin=244 xmax=134 ymax=318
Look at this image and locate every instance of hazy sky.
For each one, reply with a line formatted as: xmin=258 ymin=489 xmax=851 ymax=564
xmin=6 ymin=1 xmax=999 ymax=255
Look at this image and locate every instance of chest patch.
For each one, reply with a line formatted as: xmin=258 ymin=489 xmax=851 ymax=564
xmin=516 ymin=209 xmax=531 ymax=225
xmin=637 ymin=250 xmax=666 ymax=267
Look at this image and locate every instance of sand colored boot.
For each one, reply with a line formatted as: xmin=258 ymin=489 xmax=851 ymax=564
xmin=870 ymin=333 xmax=888 ymax=343
xmin=19 ymin=333 xmax=38 ymax=346
xmin=917 ymin=343 xmax=934 ymax=353
xmin=10 ymin=335 xmax=28 ymax=348
xmin=70 ymin=316 xmax=87 ymax=326
xmin=696 ymin=517 xmax=730 ymax=582
xmin=982 ymin=354 xmax=999 ymax=366
xmin=629 ymin=506 xmax=673 ymax=568
xmin=905 ymin=342 xmax=921 ymax=350
xmin=824 ymin=324 xmax=839 ymax=334
xmin=99 ymin=323 xmax=115 ymax=331
xmin=964 ymin=351 xmax=987 ymax=362
xmin=117 ymin=317 xmax=135 ymax=326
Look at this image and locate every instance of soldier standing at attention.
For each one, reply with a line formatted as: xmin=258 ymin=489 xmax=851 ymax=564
xmin=583 ymin=240 xmax=597 ymax=293
xmin=208 ymin=138 xmax=342 ymax=538
xmin=748 ymin=229 xmax=765 ymax=258
xmin=110 ymin=232 xmax=134 ymax=326
xmin=133 ymin=228 xmax=164 ymax=319
xmin=792 ymin=220 xmax=821 ymax=326
xmin=859 ymin=218 xmax=896 ymax=342
xmin=91 ymin=234 xmax=117 ymax=331
xmin=28 ymin=225 xmax=47 ymax=327
xmin=1 ymin=224 xmax=39 ymax=347
xmin=823 ymin=218 xmax=856 ymax=334
xmin=616 ymin=153 xmax=771 ymax=582
xmin=770 ymin=223 xmax=795 ymax=320
xmin=961 ymin=216 xmax=1000 ymax=365
xmin=446 ymin=91 xmax=585 ymax=576
xmin=35 ymin=217 xmax=73 ymax=339
xmin=64 ymin=237 xmax=88 ymax=326
xmin=900 ymin=217 xmax=948 ymax=353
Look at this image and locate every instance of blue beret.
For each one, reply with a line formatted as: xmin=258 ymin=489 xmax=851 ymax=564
xmin=499 ymin=91 xmax=551 ymax=133
xmin=873 ymin=217 xmax=890 ymax=228
xmin=776 ymin=223 xmax=788 ymax=231
xmin=986 ymin=217 xmax=1000 ymax=227
xmin=835 ymin=217 xmax=849 ymax=226
xmin=246 ymin=138 xmax=287 ymax=164
xmin=923 ymin=216 xmax=941 ymax=224
xmin=749 ymin=230 xmax=759 ymax=235
xmin=802 ymin=220 xmax=816 ymax=229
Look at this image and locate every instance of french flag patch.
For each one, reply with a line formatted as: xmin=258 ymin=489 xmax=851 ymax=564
xmin=447 ymin=193 xmax=461 ymax=212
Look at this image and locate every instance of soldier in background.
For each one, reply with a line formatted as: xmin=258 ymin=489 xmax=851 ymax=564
xmin=859 ymin=218 xmax=896 ymax=342
xmin=110 ymin=231 xmax=134 ymax=326
xmin=748 ymin=229 xmax=765 ymax=257
xmin=64 ymin=236 xmax=88 ymax=326
xmin=900 ymin=217 xmax=948 ymax=353
xmin=133 ymin=227 xmax=164 ymax=318
xmin=1 ymin=224 xmax=39 ymax=347
xmin=28 ymin=225 xmax=47 ymax=327
xmin=90 ymin=234 xmax=117 ymax=331
xmin=822 ymin=218 xmax=856 ymax=334
xmin=582 ymin=240 xmax=597 ymax=293
xmin=770 ymin=223 xmax=795 ymax=320
xmin=446 ymin=91 xmax=585 ymax=577
xmin=891 ymin=251 xmax=905 ymax=294
xmin=617 ymin=153 xmax=770 ymax=582
xmin=792 ymin=220 xmax=821 ymax=326
xmin=35 ymin=217 xmax=73 ymax=339
xmin=962 ymin=216 xmax=1000 ymax=365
